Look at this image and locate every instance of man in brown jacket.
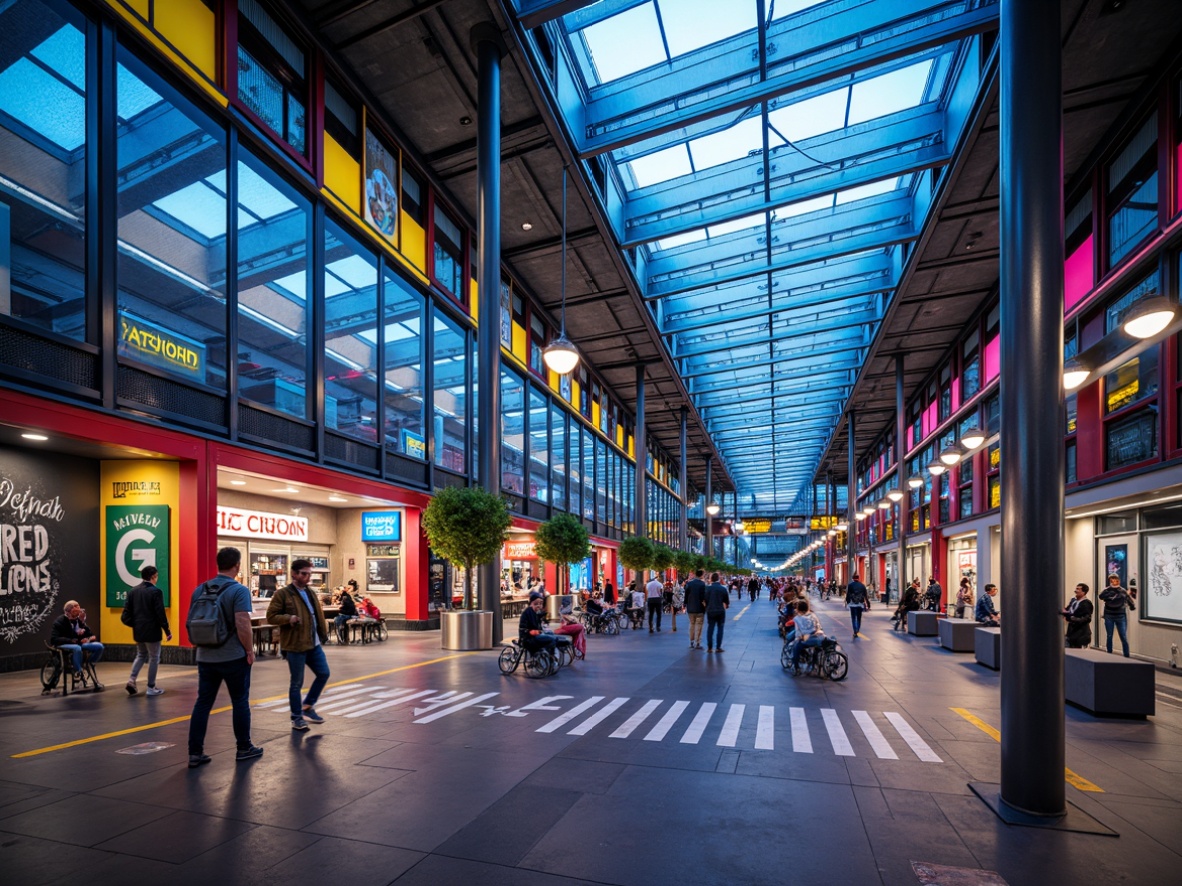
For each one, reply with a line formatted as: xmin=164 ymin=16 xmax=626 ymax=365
xmin=267 ymin=559 xmax=331 ymax=731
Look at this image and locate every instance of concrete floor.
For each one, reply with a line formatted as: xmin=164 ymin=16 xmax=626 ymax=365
xmin=1 ymin=598 xmax=1180 ymax=886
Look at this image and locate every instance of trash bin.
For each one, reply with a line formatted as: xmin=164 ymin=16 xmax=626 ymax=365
xmin=440 ymin=609 xmax=493 ymax=649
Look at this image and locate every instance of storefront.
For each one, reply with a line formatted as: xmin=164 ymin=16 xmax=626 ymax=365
xmin=947 ymin=533 xmax=978 ymax=607
xmin=905 ymin=541 xmax=930 ymax=591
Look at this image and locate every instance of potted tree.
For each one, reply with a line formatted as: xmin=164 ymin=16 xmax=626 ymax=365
xmin=618 ymin=536 xmax=655 ymax=589
xmin=534 ymin=512 xmax=591 ymax=618
xmin=650 ymin=544 xmax=674 ymax=579
xmin=672 ymin=549 xmax=697 ymax=582
xmin=421 ymin=485 xmax=511 ymax=650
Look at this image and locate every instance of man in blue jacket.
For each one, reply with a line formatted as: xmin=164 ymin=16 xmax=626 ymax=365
xmin=704 ymin=572 xmax=730 ymax=653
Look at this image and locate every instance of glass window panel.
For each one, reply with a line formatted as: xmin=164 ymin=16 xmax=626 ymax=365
xmin=118 ymin=54 xmax=227 ymax=388
xmin=1104 ymin=345 xmax=1158 ymax=414
xmin=0 ymin=1 xmax=88 ymax=340
xmin=550 ymin=403 xmax=566 ymax=510
xmin=528 ymin=386 xmax=549 ymax=502
xmin=383 ymin=268 xmax=424 ymax=458
xmin=236 ymin=149 xmax=310 ymax=418
xmin=596 ymin=438 xmax=607 ymax=523
xmin=501 ymin=369 xmax=524 ymax=495
xmin=1106 ymin=408 xmax=1157 ymax=470
xmin=432 ymin=311 xmax=466 ymax=472
xmin=432 ymin=204 xmax=463 ymax=298
xmin=848 ymin=59 xmax=934 ymax=126
xmin=323 ymin=219 xmax=377 ymax=440
xmin=582 ymin=427 xmax=595 ymax=521
xmin=1109 ymin=174 xmax=1159 ymax=266
xmin=628 ymin=144 xmax=691 ymax=189
xmin=767 ymin=87 xmax=848 ymax=144
xmin=569 ymin=422 xmax=581 ymax=517
xmin=580 ymin=4 xmax=665 ymax=83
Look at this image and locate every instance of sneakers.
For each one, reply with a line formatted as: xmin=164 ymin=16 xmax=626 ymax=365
xmin=125 ymin=680 xmax=137 ymax=696
xmin=291 ymin=717 xmax=309 ymax=732
xmin=236 ymin=745 xmax=265 ymax=761
xmin=146 ymin=687 xmax=165 ymax=696
xmin=188 ymin=753 xmax=211 ymax=769
xmin=301 ymin=707 xmax=324 ymax=724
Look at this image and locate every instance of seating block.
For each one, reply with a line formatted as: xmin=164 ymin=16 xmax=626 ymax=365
xmin=975 ymin=627 xmax=1001 ymax=670
xmin=1064 ymin=648 xmax=1155 ymax=717
xmin=938 ymin=618 xmax=978 ymax=652
xmin=907 ymin=610 xmax=940 ymax=636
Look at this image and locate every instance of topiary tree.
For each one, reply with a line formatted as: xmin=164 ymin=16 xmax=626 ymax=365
xmin=420 ymin=486 xmax=511 ymax=610
xmin=618 ymin=536 xmax=655 ymax=578
xmin=672 ymin=549 xmax=697 ymax=578
xmin=650 ymin=543 xmax=674 ymax=577
xmin=534 ymin=512 xmax=591 ymax=595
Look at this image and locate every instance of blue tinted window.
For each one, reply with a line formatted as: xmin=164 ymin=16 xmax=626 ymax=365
xmin=324 ymin=219 xmax=377 ymax=439
xmin=383 ymin=269 xmax=424 ymax=458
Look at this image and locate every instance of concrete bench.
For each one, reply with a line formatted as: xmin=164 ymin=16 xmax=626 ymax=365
xmin=907 ymin=611 xmax=940 ymax=636
xmin=975 ymin=627 xmax=1001 ymax=669
xmin=938 ymin=618 xmax=978 ymax=651
xmin=1064 ymin=648 xmax=1155 ymax=717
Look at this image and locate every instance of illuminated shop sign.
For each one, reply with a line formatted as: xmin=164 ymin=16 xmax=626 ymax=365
xmin=217 ymin=506 xmax=308 ymax=541
xmin=119 ymin=312 xmax=205 ymax=378
xmin=361 ymin=511 xmax=402 ymax=542
xmin=401 ymin=430 xmax=426 ymax=461
xmin=505 ymin=540 xmax=536 ymax=559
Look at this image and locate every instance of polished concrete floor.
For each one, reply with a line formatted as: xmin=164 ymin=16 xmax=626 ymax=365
xmin=2 ymin=598 xmax=1180 ymax=886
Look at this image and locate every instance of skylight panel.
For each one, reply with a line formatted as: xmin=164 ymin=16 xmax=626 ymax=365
xmin=767 ymin=87 xmax=848 ymax=144
xmin=658 ymin=0 xmax=757 ymax=57
xmin=235 ymin=163 xmax=297 ymax=220
xmin=770 ymin=0 xmax=829 ymax=20
xmin=847 ymin=59 xmax=934 ymax=126
xmin=0 ymin=60 xmax=84 ymax=150
xmin=116 ymin=64 xmax=163 ymax=122
xmin=708 ymin=211 xmax=766 ymax=238
xmin=776 ymin=194 xmax=836 ymax=219
xmin=656 ymin=228 xmax=708 ymax=251
xmin=581 ymin=3 xmax=667 ymax=84
xmin=688 ymin=114 xmax=764 ymax=170
xmin=30 ymin=25 xmax=85 ymax=90
xmin=269 ymin=271 xmax=307 ymax=301
xmin=628 ymin=144 xmax=692 ymax=188
xmin=835 ymin=177 xmax=899 ymax=204
xmin=152 ymin=182 xmax=227 ymax=239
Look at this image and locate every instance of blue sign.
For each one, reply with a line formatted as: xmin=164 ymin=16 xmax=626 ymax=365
xmin=361 ymin=511 xmax=402 ymax=542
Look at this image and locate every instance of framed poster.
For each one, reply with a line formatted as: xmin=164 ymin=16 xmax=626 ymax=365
xmin=1104 ymin=543 xmax=1128 ymax=588
xmin=363 ymin=128 xmax=398 ymax=244
xmin=1143 ymin=531 xmax=1182 ymax=624
xmin=367 ymin=557 xmax=400 ymax=593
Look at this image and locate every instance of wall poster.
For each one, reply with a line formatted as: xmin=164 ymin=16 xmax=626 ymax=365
xmin=364 ymin=127 xmax=399 ymax=244
xmin=1104 ymin=543 xmax=1128 ymax=588
xmin=1144 ymin=531 xmax=1182 ymax=624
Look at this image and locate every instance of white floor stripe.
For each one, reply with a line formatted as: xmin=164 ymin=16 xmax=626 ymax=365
xmin=821 ymin=708 xmax=855 ymax=756
xmin=341 ymin=688 xmax=437 ymax=718
xmin=537 ymin=697 xmax=605 ymax=733
xmin=611 ymin=699 xmax=662 ymax=738
xmin=644 ymin=700 xmax=690 ymax=741
xmin=413 ymin=692 xmax=500 ymax=724
xmin=413 ymin=692 xmax=472 ymax=715
xmin=852 ymin=710 xmax=898 ymax=759
xmin=310 ymin=687 xmax=403 ymax=713
xmin=569 ymin=697 xmax=630 ymax=735
xmin=755 ymin=705 xmax=775 ymax=750
xmin=680 ymin=702 xmax=717 ymax=744
xmin=789 ymin=707 xmax=812 ymax=753
xmin=717 ymin=704 xmax=745 ymax=747
xmin=883 ymin=712 xmax=943 ymax=762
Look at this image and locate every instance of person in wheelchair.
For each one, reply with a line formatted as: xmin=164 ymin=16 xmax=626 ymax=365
xmin=789 ymin=599 xmax=824 ymax=673
xmin=554 ymin=598 xmax=587 ymax=659
xmin=520 ymin=591 xmax=556 ymax=655
xmin=50 ymin=601 xmax=104 ymax=681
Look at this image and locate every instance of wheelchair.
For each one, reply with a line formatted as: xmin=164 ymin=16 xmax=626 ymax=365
xmin=580 ymin=606 xmax=619 ymax=635
xmin=498 ymin=635 xmax=569 ymax=678
xmin=782 ymin=635 xmax=848 ymax=681
xmin=40 ymin=642 xmax=104 ymax=696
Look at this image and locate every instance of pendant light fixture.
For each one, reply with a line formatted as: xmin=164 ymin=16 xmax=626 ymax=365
xmin=543 ymin=166 xmax=581 ymax=376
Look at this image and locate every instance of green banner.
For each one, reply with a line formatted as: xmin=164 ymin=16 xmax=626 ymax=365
xmin=105 ymin=505 xmax=170 ymax=607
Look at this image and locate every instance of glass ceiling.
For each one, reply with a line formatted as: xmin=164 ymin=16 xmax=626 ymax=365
xmin=515 ymin=0 xmax=997 ymax=512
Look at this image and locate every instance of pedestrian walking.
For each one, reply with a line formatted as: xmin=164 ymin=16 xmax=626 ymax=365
xmin=646 ymin=572 xmax=664 ymax=633
xmin=122 ymin=565 xmax=172 ymax=696
xmin=267 ymin=558 xmax=331 ymax=731
xmin=845 ymin=573 xmax=870 ymax=638
xmin=684 ymin=569 xmax=707 ymax=649
xmin=704 ymin=572 xmax=730 ymax=653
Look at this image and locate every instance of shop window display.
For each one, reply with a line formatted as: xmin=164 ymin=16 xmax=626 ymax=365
xmin=501 ymin=368 xmax=524 ymax=495
xmin=550 ymin=403 xmax=567 ymax=510
xmin=528 ymin=386 xmax=549 ymax=502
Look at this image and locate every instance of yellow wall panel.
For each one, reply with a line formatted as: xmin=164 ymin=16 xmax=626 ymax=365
xmin=511 ymin=323 xmax=527 ymax=362
xmin=628 ymin=436 xmax=634 ymax=458
xmin=592 ymin=401 xmax=600 ymax=428
xmin=156 ymin=0 xmax=217 ymax=81
xmin=571 ymin=380 xmax=580 ymax=407
xmin=324 ymin=134 xmax=361 ymax=213
xmin=616 ymin=425 xmax=624 ymax=448
xmin=470 ymin=279 xmax=479 ymax=322
xmin=549 ymin=369 xmax=560 ymax=393
xmin=123 ymin=0 xmax=150 ymax=18
xmin=104 ymin=1 xmax=226 ymax=105
xmin=399 ymin=211 xmax=427 ymax=271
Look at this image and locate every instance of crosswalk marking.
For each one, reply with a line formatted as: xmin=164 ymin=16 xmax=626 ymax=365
xmin=717 ymin=704 xmax=745 ymax=747
xmin=342 ymin=688 xmax=437 ymax=718
xmin=257 ymin=684 xmax=373 ymax=710
xmin=611 ymin=700 xmax=662 ymax=738
xmin=852 ymin=710 xmax=898 ymax=760
xmin=413 ymin=692 xmax=500 ymax=724
xmin=569 ymin=697 xmax=630 ymax=735
xmin=822 ymin=708 xmax=854 ymax=756
xmin=789 ymin=707 xmax=812 ymax=753
xmin=537 ymin=696 xmax=604 ymax=733
xmin=883 ymin=712 xmax=943 ymax=763
xmin=644 ymin=700 xmax=690 ymax=741
xmin=755 ymin=705 xmax=775 ymax=750
xmin=314 ymin=687 xmax=412 ymax=714
xmin=680 ymin=702 xmax=717 ymax=744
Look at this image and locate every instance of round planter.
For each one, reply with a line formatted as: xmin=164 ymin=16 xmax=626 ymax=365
xmin=440 ymin=609 xmax=493 ymax=650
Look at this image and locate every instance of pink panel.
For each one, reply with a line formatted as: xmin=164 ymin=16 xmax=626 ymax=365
xmin=1064 ymin=233 xmax=1094 ymax=314
xmin=924 ymin=402 xmax=937 ymax=437
xmin=984 ymin=335 xmax=1000 ymax=382
xmin=1177 ymin=142 xmax=1182 ymax=216
xmin=951 ymin=377 xmax=960 ymax=409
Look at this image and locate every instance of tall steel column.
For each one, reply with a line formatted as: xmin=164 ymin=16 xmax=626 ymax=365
xmin=733 ymin=490 xmax=740 ymax=568
xmin=705 ymin=456 xmax=713 ymax=558
xmin=896 ymin=354 xmax=908 ymax=602
xmin=472 ymin=23 xmax=506 ymax=641
xmin=846 ymin=411 xmax=857 ymax=583
xmin=999 ymin=0 xmax=1065 ymax=817
xmin=679 ymin=407 xmax=688 ymax=552
xmin=635 ymin=364 xmax=647 ymax=538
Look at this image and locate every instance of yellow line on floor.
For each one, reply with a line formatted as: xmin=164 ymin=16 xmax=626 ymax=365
xmin=732 ymin=604 xmax=751 ymax=621
xmin=11 ymin=652 xmax=479 ymax=759
xmin=950 ymin=707 xmax=1104 ymax=793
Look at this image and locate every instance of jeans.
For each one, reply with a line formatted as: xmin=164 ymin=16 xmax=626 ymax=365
xmin=647 ymin=598 xmax=662 ymax=630
xmin=1104 ymin=614 xmax=1129 ymax=657
xmin=688 ymin=613 xmax=704 ymax=644
xmin=706 ymin=612 xmax=725 ymax=649
xmin=849 ymin=605 xmax=863 ymax=635
xmin=792 ymin=635 xmax=824 ymax=667
xmin=129 ymin=641 xmax=161 ymax=686
xmin=59 ymin=642 xmax=104 ymax=673
xmin=188 ymin=656 xmax=252 ymax=754
xmin=286 ymin=644 xmax=330 ymax=717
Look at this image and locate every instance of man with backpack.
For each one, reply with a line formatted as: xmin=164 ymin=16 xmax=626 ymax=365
xmin=186 ymin=547 xmax=263 ymax=768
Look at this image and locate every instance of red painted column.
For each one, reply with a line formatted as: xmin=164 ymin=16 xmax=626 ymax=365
xmin=402 ymin=508 xmax=430 ymax=622
xmin=543 ymin=559 xmax=559 ymax=594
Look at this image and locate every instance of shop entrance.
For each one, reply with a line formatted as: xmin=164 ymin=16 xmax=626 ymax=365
xmin=1096 ymin=534 xmax=1139 ymax=652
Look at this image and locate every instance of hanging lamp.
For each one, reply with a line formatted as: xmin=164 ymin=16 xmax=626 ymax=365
xmin=543 ymin=166 xmax=581 ymax=375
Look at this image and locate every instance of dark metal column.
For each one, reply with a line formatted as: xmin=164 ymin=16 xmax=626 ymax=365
xmin=472 ymin=23 xmax=507 ymax=640
xmin=705 ymin=456 xmax=713 ymax=558
xmin=679 ymin=407 xmax=689 ymax=552
xmin=847 ymin=411 xmax=857 ymax=584
xmin=635 ymin=364 xmax=647 ymax=538
xmin=733 ymin=490 xmax=740 ymax=568
xmin=999 ymin=0 xmax=1065 ymax=818
xmin=896 ymin=355 xmax=908 ymax=603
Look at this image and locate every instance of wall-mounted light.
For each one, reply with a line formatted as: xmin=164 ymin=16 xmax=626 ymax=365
xmin=855 ymin=512 xmax=868 ymax=521
xmin=939 ymin=445 xmax=963 ymax=466
xmin=877 ymin=499 xmax=891 ymax=510
xmin=887 ymin=488 xmax=904 ymax=502
xmin=908 ymin=474 xmax=925 ymax=489
xmin=1122 ymin=296 xmax=1177 ymax=339
xmin=835 ymin=522 xmax=848 ymax=532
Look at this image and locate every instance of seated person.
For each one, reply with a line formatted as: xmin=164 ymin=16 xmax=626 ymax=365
xmin=50 ymin=600 xmax=104 ymax=677
xmin=628 ymin=587 xmax=646 ymax=627
xmin=975 ymin=584 xmax=1000 ymax=626
xmin=584 ymin=596 xmax=604 ymax=617
xmin=893 ymin=581 xmax=921 ymax=629
xmin=335 ymin=585 xmax=358 ymax=630
xmin=555 ymin=610 xmax=586 ymax=658
xmin=790 ymin=599 xmax=824 ymax=671
xmin=519 ymin=591 xmax=556 ymax=654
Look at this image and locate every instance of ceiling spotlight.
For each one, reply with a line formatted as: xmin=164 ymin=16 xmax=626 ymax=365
xmin=543 ymin=335 xmax=580 ymax=375
xmin=1063 ymin=357 xmax=1090 ymax=391
xmin=887 ymin=488 xmax=904 ymax=502
xmin=21 ymin=433 xmax=49 ymax=441
xmin=960 ymin=428 xmax=985 ymax=450
xmin=927 ymin=461 xmax=947 ymax=477
xmin=1122 ymin=296 xmax=1177 ymax=339
xmin=230 ymin=479 xmax=247 ymax=486
xmin=939 ymin=446 xmax=963 ymax=466
xmin=459 ymin=115 xmax=472 ymax=126
xmin=271 ymin=486 xmax=299 ymax=493
xmin=908 ymin=474 xmax=924 ymax=489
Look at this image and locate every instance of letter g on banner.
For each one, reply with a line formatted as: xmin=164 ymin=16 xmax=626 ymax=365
xmin=116 ymin=528 xmax=156 ymax=586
